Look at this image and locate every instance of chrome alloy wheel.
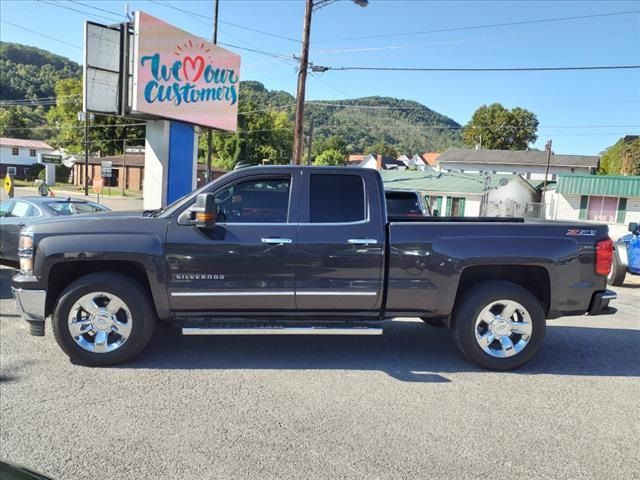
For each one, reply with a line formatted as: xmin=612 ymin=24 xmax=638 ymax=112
xmin=67 ymin=292 xmax=132 ymax=353
xmin=474 ymin=299 xmax=533 ymax=358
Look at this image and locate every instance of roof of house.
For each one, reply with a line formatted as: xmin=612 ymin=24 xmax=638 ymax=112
xmin=347 ymin=154 xmax=366 ymax=164
xmin=0 ymin=137 xmax=54 ymax=150
xmin=380 ymin=170 xmax=529 ymax=195
xmin=420 ymin=152 xmax=441 ymax=166
xmin=556 ymin=174 xmax=640 ymax=198
xmin=437 ymin=148 xmax=599 ymax=168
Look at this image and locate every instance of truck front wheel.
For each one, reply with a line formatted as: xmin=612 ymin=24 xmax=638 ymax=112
xmin=453 ymin=281 xmax=546 ymax=371
xmin=52 ymin=272 xmax=156 ymax=366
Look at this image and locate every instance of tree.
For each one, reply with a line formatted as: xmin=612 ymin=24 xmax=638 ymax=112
xmin=46 ymin=78 xmax=144 ymax=155
xmin=463 ymin=103 xmax=538 ymax=150
xmin=314 ymin=149 xmax=345 ymax=166
xmin=202 ymin=99 xmax=294 ymax=170
xmin=600 ymin=137 xmax=640 ymax=175
xmin=363 ymin=141 xmax=398 ymax=159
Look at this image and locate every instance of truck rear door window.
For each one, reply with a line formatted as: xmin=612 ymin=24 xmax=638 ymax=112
xmin=310 ymin=174 xmax=365 ymax=223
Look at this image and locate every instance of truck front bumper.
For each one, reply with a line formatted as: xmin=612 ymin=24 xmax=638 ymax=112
xmin=12 ymin=287 xmax=47 ymax=336
xmin=588 ymin=289 xmax=617 ymax=316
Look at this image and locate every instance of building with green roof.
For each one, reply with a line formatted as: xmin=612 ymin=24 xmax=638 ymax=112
xmin=545 ymin=174 xmax=640 ymax=238
xmin=380 ymin=170 xmax=539 ymax=217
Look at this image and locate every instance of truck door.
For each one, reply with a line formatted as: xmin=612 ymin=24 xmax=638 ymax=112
xmin=165 ymin=174 xmax=298 ymax=311
xmin=295 ymin=171 xmax=385 ymax=311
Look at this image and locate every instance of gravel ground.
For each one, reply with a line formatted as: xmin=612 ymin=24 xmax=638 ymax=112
xmin=1 ymin=265 xmax=639 ymax=480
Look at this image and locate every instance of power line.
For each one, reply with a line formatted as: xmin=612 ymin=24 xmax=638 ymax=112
xmin=314 ymin=9 xmax=640 ymax=43
xmin=149 ymin=0 xmax=301 ymax=44
xmin=0 ymin=20 xmax=82 ymax=49
xmin=37 ymin=0 xmax=119 ymax=23
xmin=67 ymin=0 xmax=126 ymax=21
xmin=325 ymin=64 xmax=640 ymax=72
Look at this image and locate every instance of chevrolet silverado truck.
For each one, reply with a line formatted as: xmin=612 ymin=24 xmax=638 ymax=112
xmin=12 ymin=166 xmax=617 ymax=370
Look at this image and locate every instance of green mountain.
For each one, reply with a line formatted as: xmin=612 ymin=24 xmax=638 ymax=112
xmin=240 ymin=81 xmax=463 ymax=153
xmin=0 ymin=41 xmax=81 ymax=101
xmin=0 ymin=43 xmax=462 ymax=153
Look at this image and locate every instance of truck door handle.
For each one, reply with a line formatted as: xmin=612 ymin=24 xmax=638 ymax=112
xmin=261 ymin=237 xmax=293 ymax=245
xmin=348 ymin=238 xmax=378 ymax=246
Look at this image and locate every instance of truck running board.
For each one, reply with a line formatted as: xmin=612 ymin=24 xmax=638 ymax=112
xmin=182 ymin=326 xmax=383 ymax=336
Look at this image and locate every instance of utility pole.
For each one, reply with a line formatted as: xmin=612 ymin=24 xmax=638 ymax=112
xmin=122 ymin=136 xmax=126 ymax=195
xmin=307 ymin=115 xmax=314 ymax=165
xmin=206 ymin=0 xmax=220 ymax=182
xmin=83 ymin=112 xmax=89 ymax=195
xmin=292 ymin=0 xmax=313 ymax=165
xmin=541 ymin=139 xmax=552 ymax=218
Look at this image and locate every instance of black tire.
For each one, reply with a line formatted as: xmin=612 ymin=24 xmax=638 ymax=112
xmin=421 ymin=317 xmax=447 ymax=328
xmin=607 ymin=255 xmax=626 ymax=286
xmin=52 ymin=272 xmax=156 ymax=366
xmin=453 ymin=281 xmax=546 ymax=371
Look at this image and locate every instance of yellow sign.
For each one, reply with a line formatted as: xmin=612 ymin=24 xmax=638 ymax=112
xmin=3 ymin=173 xmax=12 ymax=194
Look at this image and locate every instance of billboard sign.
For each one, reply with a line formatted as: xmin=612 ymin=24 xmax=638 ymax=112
xmin=132 ymin=11 xmax=241 ymax=131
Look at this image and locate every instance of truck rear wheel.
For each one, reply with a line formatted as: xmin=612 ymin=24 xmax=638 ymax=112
xmin=52 ymin=272 xmax=156 ymax=366
xmin=607 ymin=256 xmax=626 ymax=286
xmin=453 ymin=281 xmax=545 ymax=371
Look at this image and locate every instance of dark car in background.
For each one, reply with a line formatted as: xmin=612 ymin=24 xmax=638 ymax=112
xmin=385 ymin=189 xmax=430 ymax=216
xmin=0 ymin=197 xmax=110 ymax=262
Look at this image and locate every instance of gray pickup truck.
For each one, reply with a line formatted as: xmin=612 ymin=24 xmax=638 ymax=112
xmin=12 ymin=166 xmax=616 ymax=370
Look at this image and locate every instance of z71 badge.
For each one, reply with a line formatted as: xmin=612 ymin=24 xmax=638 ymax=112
xmin=566 ymin=229 xmax=597 ymax=236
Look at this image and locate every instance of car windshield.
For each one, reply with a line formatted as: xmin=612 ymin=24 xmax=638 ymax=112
xmin=45 ymin=201 xmax=109 ymax=216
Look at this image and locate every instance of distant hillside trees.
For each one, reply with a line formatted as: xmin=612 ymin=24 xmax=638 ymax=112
xmin=463 ymin=103 xmax=539 ymax=150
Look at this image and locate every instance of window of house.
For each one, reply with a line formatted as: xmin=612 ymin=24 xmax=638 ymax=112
xmin=587 ymin=196 xmax=619 ymax=223
xmin=310 ymin=174 xmax=365 ymax=223
xmin=446 ymin=197 xmax=466 ymax=217
xmin=213 ymin=177 xmax=291 ymax=223
xmin=11 ymin=147 xmax=19 ymax=156
xmin=29 ymin=149 xmax=36 ymax=157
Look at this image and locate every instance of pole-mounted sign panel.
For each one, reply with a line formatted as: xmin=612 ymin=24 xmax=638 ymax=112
xmin=41 ymin=154 xmax=62 ymax=165
xmin=131 ymin=11 xmax=241 ymax=131
xmin=101 ymin=160 xmax=113 ymax=178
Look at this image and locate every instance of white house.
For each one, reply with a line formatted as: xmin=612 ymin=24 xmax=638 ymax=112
xmin=358 ymin=154 xmax=407 ymax=170
xmin=437 ymin=148 xmax=599 ymax=181
xmin=0 ymin=137 xmax=54 ymax=179
xmin=545 ymin=174 xmax=640 ymax=238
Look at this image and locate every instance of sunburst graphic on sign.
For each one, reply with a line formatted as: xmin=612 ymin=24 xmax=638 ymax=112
xmin=173 ymin=40 xmax=213 ymax=82
xmin=174 ymin=40 xmax=213 ymax=61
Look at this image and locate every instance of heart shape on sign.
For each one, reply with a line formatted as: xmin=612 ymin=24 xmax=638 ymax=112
xmin=183 ymin=55 xmax=205 ymax=82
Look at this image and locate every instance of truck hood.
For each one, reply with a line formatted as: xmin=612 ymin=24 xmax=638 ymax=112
xmin=24 ymin=210 xmax=166 ymax=236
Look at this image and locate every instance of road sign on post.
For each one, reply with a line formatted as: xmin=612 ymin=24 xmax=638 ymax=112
xmin=92 ymin=176 xmax=103 ymax=204
xmin=4 ymin=173 xmax=14 ymax=197
xmin=101 ymin=160 xmax=113 ymax=178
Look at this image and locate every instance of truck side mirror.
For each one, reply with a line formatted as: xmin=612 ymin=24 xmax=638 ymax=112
xmin=629 ymin=222 xmax=639 ymax=233
xmin=193 ymin=193 xmax=216 ymax=229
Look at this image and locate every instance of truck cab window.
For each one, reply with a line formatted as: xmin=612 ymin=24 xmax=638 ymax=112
xmin=310 ymin=174 xmax=365 ymax=223
xmin=214 ymin=177 xmax=291 ymax=223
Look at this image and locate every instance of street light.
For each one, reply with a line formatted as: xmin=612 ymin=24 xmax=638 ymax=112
xmin=291 ymin=0 xmax=369 ymax=165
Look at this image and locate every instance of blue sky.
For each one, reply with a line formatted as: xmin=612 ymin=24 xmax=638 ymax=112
xmin=1 ymin=0 xmax=639 ymax=155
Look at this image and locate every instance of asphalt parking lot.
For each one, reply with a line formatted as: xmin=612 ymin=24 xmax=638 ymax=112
xmin=1 ymin=265 xmax=639 ymax=480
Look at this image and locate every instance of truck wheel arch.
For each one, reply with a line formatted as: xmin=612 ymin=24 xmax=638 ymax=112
xmin=45 ymin=260 xmax=167 ymax=320
xmin=450 ymin=265 xmax=551 ymax=329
